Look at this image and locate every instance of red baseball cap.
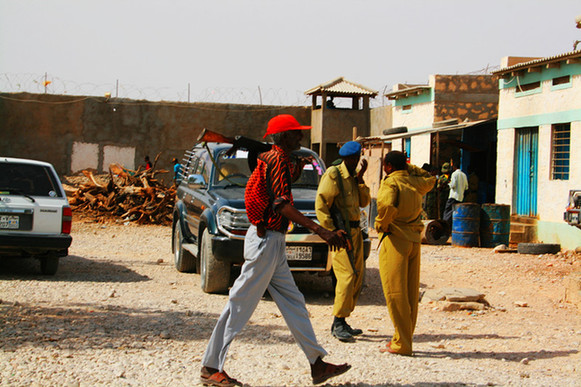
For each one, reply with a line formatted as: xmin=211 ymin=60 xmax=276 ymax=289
xmin=263 ymin=114 xmax=311 ymax=138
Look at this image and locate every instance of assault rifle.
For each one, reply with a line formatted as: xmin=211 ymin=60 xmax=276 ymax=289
xmin=196 ymin=128 xmax=271 ymax=171
xmin=329 ymin=203 xmax=357 ymax=276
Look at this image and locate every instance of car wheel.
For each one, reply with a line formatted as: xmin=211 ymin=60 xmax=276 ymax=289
xmin=173 ymin=221 xmax=196 ymax=272
xmin=200 ymin=228 xmax=230 ymax=294
xmin=40 ymin=255 xmax=59 ymax=275
xmin=517 ymin=243 xmax=561 ymax=255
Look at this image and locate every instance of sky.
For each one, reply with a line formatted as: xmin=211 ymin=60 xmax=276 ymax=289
xmin=1 ymin=0 xmax=580 ymax=106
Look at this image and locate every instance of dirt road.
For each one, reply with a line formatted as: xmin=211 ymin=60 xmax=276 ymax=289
xmin=0 ymin=219 xmax=579 ymax=386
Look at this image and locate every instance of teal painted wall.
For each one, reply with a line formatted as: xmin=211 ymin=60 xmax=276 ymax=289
xmin=499 ymin=63 xmax=581 ymax=90
xmin=393 ymin=89 xmax=434 ymax=107
xmin=497 ymin=109 xmax=581 ymax=130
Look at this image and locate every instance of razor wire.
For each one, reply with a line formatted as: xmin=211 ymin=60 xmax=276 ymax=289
xmin=0 ymin=67 xmax=499 ymax=108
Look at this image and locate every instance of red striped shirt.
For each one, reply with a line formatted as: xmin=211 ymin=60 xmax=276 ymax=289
xmin=245 ymin=145 xmax=294 ymax=233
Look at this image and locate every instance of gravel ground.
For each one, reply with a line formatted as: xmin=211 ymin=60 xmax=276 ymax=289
xmin=0 ymin=217 xmax=579 ymax=387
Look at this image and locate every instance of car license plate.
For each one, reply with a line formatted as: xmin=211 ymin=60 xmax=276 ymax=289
xmin=0 ymin=215 xmax=19 ymax=229
xmin=286 ymin=246 xmax=312 ymax=261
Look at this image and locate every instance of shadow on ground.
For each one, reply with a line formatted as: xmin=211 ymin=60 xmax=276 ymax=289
xmin=0 ymin=254 xmax=150 ymax=283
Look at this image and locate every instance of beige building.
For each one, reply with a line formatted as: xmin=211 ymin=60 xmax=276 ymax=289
xmin=492 ymin=51 xmax=581 ymax=249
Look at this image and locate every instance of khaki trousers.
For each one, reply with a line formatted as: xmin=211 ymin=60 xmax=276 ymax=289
xmin=379 ymin=233 xmax=421 ymax=355
xmin=331 ymin=228 xmax=364 ymax=318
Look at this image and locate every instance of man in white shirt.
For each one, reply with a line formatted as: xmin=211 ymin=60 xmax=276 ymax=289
xmin=443 ymin=157 xmax=469 ymax=227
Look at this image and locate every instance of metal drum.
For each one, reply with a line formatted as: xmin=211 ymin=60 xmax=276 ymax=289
xmin=480 ymin=204 xmax=511 ymax=248
xmin=452 ymin=203 xmax=480 ymax=247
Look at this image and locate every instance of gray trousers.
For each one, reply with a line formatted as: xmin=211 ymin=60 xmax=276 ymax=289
xmin=202 ymin=225 xmax=327 ymax=371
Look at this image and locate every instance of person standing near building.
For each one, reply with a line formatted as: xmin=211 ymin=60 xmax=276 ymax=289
xmin=315 ymin=141 xmax=371 ymax=342
xmin=200 ymin=114 xmax=351 ymax=386
xmin=443 ymin=157 xmax=469 ymax=227
xmin=172 ymin=157 xmax=182 ymax=186
xmin=421 ymin=163 xmax=438 ymax=219
xmin=437 ymin=162 xmax=450 ymax=219
xmin=144 ymin=155 xmax=153 ymax=170
xmin=374 ymin=151 xmax=436 ymax=356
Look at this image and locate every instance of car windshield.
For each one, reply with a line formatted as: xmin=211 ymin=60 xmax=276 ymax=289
xmin=213 ymin=149 xmax=252 ymax=188
xmin=0 ymin=162 xmax=63 ymax=197
xmin=212 ymin=148 xmax=325 ymax=189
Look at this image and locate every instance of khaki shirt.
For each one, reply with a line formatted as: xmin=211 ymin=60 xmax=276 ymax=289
xmin=315 ymin=162 xmax=371 ymax=231
xmin=374 ymin=164 xmax=436 ymax=242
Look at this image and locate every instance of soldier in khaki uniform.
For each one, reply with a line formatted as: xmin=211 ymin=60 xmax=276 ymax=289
xmin=375 ymin=151 xmax=436 ymax=355
xmin=315 ymin=141 xmax=371 ymax=342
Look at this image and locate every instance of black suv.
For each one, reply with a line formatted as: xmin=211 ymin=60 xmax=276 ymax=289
xmin=172 ymin=142 xmax=369 ymax=293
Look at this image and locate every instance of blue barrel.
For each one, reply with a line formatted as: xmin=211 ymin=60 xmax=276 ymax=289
xmin=480 ymin=204 xmax=511 ymax=248
xmin=452 ymin=203 xmax=480 ymax=247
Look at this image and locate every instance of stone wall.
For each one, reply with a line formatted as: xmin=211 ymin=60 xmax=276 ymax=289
xmin=433 ymin=74 xmax=498 ymax=122
xmin=0 ymin=93 xmax=310 ymax=177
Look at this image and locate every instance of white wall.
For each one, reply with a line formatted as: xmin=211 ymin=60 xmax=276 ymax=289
xmin=495 ymin=128 xmax=515 ymax=207
xmin=537 ymin=121 xmax=581 ymax=222
xmin=71 ymin=142 xmax=99 ymax=173
xmin=392 ymin=101 xmax=434 ymax=131
xmin=499 ymin=76 xmax=581 ymax=119
xmin=410 ymin=133 xmax=431 ymax=167
xmin=103 ymin=145 xmax=135 ymax=171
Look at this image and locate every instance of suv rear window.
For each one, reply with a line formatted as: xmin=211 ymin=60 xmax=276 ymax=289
xmin=0 ymin=162 xmax=63 ymax=198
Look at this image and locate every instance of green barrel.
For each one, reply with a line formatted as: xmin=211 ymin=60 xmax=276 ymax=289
xmin=480 ymin=204 xmax=511 ymax=248
xmin=452 ymin=203 xmax=480 ymax=247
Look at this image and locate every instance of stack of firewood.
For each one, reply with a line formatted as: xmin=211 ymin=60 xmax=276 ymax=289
xmin=66 ymin=162 xmax=176 ymax=226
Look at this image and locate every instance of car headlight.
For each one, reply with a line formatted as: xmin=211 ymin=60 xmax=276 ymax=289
xmin=217 ymin=206 xmax=250 ymax=237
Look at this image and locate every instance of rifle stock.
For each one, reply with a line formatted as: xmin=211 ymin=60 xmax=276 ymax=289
xmin=196 ymin=128 xmax=235 ymax=144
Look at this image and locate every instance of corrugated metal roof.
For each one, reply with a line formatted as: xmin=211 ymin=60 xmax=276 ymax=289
xmin=492 ymin=50 xmax=581 ymax=76
xmin=356 ymin=119 xmax=494 ymax=144
xmin=385 ymin=85 xmax=431 ymax=100
xmin=305 ymin=77 xmax=378 ymax=96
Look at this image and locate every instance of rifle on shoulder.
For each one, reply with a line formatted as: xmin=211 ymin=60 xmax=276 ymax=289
xmin=196 ymin=128 xmax=271 ymax=171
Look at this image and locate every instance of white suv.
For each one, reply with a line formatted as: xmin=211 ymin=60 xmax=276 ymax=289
xmin=0 ymin=157 xmax=72 ymax=274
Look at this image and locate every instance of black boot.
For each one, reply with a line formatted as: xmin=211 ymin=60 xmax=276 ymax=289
xmin=331 ymin=317 xmax=354 ymax=342
xmin=344 ymin=321 xmax=363 ymax=336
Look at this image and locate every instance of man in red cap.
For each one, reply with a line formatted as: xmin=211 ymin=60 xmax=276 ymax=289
xmin=201 ymin=114 xmax=352 ymax=386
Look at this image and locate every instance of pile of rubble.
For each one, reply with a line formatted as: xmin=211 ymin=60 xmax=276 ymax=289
xmin=63 ymin=163 xmax=176 ymax=226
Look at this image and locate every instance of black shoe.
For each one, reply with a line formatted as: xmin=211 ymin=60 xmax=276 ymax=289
xmin=332 ymin=323 xmax=354 ymax=342
xmin=344 ymin=322 xmax=363 ymax=336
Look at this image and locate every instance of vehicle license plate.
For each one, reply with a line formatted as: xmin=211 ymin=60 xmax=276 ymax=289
xmin=286 ymin=246 xmax=312 ymax=261
xmin=0 ymin=215 xmax=19 ymax=230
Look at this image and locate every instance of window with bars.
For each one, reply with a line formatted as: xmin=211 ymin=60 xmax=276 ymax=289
xmin=551 ymin=123 xmax=570 ymax=180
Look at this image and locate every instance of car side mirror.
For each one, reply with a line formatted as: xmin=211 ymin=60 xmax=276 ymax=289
xmin=187 ymin=174 xmax=207 ymax=188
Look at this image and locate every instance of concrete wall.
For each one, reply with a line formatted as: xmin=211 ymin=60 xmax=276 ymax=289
xmin=0 ymin=93 xmax=310 ymax=178
xmin=370 ymin=105 xmax=392 ymax=137
xmin=392 ymin=101 xmax=433 ymax=163
xmin=310 ymin=108 xmax=369 ymax=144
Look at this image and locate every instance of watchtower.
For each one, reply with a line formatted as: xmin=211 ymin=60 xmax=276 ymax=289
xmin=305 ymin=77 xmax=377 ymax=165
